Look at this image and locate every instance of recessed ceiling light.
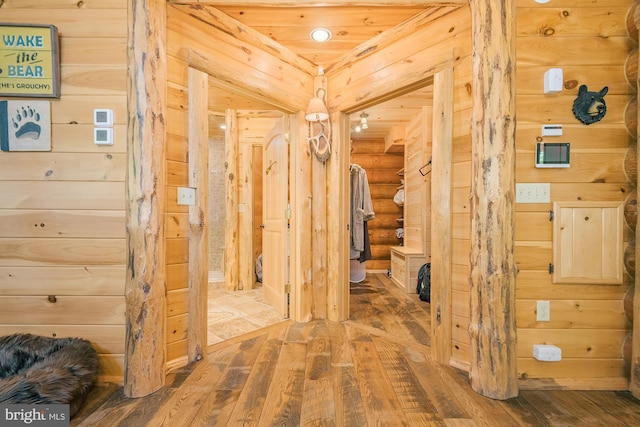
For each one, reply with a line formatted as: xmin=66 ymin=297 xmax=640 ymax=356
xmin=534 ymin=0 xmax=550 ymax=3
xmin=310 ymin=28 xmax=332 ymax=43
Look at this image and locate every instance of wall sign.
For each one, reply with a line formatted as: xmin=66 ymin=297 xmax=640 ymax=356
xmin=0 ymin=100 xmax=51 ymax=151
xmin=0 ymin=23 xmax=60 ymax=98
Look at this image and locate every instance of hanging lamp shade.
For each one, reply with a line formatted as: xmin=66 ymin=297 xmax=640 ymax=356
xmin=305 ymin=89 xmax=329 ymax=122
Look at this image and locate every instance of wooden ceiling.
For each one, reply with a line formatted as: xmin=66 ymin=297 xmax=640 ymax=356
xmin=214 ymin=5 xmax=428 ymax=67
xmin=193 ymin=3 xmax=449 ymax=141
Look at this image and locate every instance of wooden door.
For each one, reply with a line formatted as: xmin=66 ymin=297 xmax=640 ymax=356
xmin=262 ymin=118 xmax=289 ymax=317
xmin=552 ymin=201 xmax=624 ymax=285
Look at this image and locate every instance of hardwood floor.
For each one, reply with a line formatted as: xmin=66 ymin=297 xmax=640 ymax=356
xmin=71 ymin=273 xmax=640 ymax=426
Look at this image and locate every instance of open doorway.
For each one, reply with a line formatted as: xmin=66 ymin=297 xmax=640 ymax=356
xmin=204 ymin=92 xmax=290 ymax=344
xmin=347 ymin=84 xmax=434 ymax=294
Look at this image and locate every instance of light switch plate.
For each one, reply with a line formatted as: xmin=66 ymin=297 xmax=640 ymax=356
xmin=536 ymin=300 xmax=550 ymax=321
xmin=177 ymin=187 xmax=196 ymax=205
xmin=516 ymin=183 xmax=550 ymax=204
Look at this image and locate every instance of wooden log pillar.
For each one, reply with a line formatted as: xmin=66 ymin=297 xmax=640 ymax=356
xmin=468 ymin=0 xmax=518 ymax=399
xmin=224 ymin=110 xmax=239 ymax=291
xmin=125 ymin=0 xmax=167 ymax=397
xmin=187 ymin=67 xmax=208 ymax=363
xmin=631 ymin=0 xmax=640 ymax=399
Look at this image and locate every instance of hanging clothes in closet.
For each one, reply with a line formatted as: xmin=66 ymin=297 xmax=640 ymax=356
xmin=350 ymin=163 xmax=375 ymax=262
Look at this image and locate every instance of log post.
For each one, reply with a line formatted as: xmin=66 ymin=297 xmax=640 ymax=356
xmin=125 ymin=0 xmax=167 ymax=397
xmin=469 ymin=0 xmax=518 ymax=399
xmin=631 ymin=0 xmax=640 ymax=399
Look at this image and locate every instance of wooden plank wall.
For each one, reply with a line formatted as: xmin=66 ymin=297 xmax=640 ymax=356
xmin=403 ymin=108 xmax=432 ymax=254
xmin=514 ymin=0 xmax=635 ymax=388
xmin=165 ymin=59 xmax=190 ymax=364
xmin=350 ymin=139 xmax=404 ymax=272
xmin=0 ymin=0 xmax=128 ymax=384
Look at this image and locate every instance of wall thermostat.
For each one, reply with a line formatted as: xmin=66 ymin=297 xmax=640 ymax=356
xmin=94 ymin=127 xmax=113 ymax=145
xmin=541 ymin=124 xmax=562 ymax=136
xmin=94 ymin=109 xmax=113 ymax=127
xmin=536 ymin=142 xmax=570 ymax=168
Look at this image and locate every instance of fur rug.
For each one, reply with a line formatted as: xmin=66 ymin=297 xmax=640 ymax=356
xmin=0 ymin=333 xmax=99 ymax=418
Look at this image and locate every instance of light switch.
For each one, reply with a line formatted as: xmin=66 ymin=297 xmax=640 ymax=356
xmin=177 ymin=187 xmax=196 ymax=205
xmin=516 ymin=183 xmax=550 ymax=204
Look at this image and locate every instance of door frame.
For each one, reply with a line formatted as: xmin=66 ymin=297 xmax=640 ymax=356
xmin=185 ymin=57 xmax=303 ymax=350
xmin=334 ymin=69 xmax=454 ymax=349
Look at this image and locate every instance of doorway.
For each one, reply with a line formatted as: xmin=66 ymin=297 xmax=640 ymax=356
xmin=346 ymin=84 xmax=434 ymax=294
xmin=204 ymin=99 xmax=290 ymax=345
xmin=342 ymin=68 xmax=453 ymax=355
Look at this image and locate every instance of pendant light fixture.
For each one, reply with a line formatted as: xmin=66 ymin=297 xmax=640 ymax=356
xmin=360 ymin=111 xmax=369 ymax=130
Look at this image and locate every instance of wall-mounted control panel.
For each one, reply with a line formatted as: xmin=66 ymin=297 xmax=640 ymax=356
xmin=94 ymin=127 xmax=113 ymax=145
xmin=541 ymin=124 xmax=562 ymax=136
xmin=535 ymin=143 xmax=570 ymax=168
xmin=94 ymin=109 xmax=113 ymax=127
xmin=94 ymin=108 xmax=114 ymax=146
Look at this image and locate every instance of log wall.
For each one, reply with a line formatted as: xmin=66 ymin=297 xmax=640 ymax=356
xmin=0 ymin=0 xmax=128 ymax=384
xmin=514 ymin=0 xmax=635 ymax=388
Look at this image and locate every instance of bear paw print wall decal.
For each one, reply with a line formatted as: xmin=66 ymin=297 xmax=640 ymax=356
xmin=572 ymin=85 xmax=608 ymax=125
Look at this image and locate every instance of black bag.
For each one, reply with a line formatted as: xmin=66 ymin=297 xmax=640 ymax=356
xmin=416 ymin=263 xmax=431 ymax=302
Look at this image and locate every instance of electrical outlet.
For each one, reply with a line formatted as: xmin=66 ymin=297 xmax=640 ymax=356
xmin=536 ymin=300 xmax=550 ymax=322
xmin=177 ymin=187 xmax=196 ymax=205
xmin=516 ymin=183 xmax=550 ymax=203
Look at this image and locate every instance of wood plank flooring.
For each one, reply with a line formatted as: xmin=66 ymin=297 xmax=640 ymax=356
xmin=71 ymin=273 xmax=640 ymax=426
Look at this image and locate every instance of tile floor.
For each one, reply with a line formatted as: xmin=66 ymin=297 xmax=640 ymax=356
xmin=207 ymin=280 xmax=286 ymax=345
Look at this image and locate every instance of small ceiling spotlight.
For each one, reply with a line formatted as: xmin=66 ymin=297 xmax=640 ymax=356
xmin=219 ymin=124 xmax=226 ymax=130
xmin=310 ymin=28 xmax=332 ymax=43
xmin=360 ymin=112 xmax=369 ymax=130
xmin=354 ymin=125 xmax=362 ymax=133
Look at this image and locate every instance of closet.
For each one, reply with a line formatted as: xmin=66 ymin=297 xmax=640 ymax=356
xmin=349 ymin=163 xmax=374 ymax=283
xmin=389 ymin=107 xmax=431 ymax=293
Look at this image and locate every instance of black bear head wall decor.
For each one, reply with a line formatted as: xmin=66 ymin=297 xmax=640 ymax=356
xmin=572 ymin=84 xmax=608 ymax=125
